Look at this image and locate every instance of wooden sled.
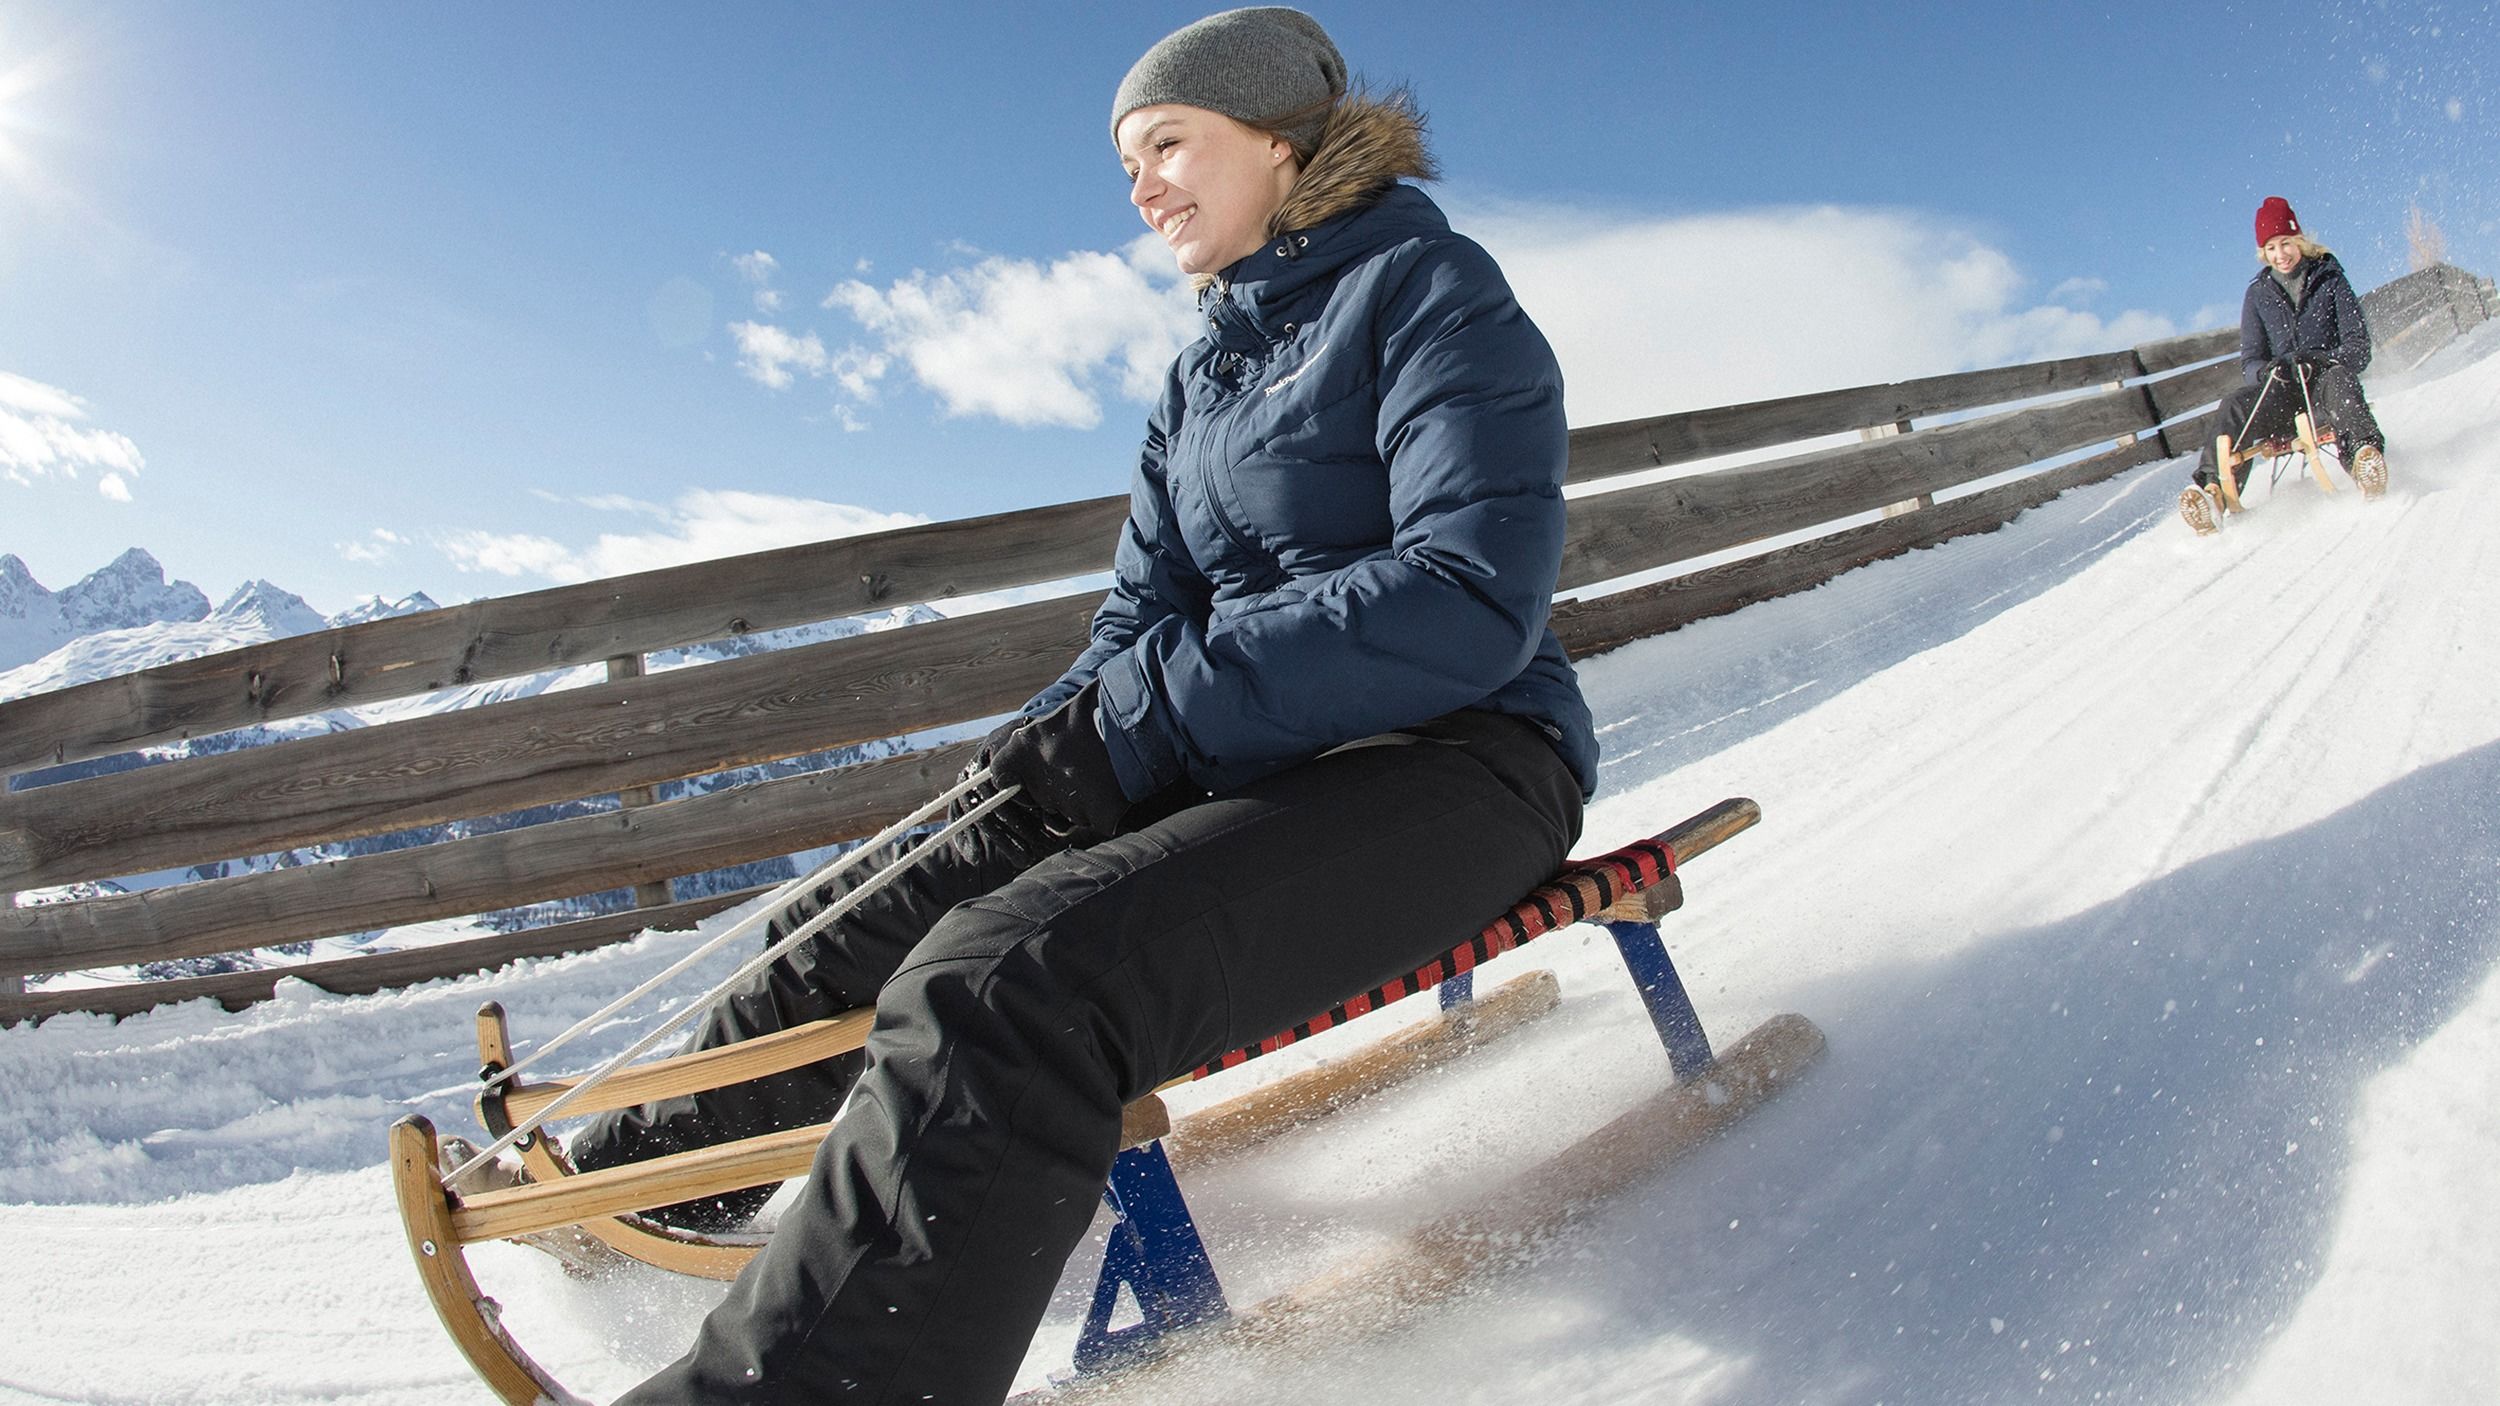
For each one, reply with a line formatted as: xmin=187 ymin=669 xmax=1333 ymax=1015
xmin=449 ymin=955 xmax=1567 ymax=1279
xmin=2213 ymin=410 xmax=2340 ymax=515
xmin=391 ymin=796 xmax=1822 ymax=1403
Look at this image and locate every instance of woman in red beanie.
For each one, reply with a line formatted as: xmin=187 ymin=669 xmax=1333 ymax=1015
xmin=2180 ymin=196 xmax=2388 ymax=533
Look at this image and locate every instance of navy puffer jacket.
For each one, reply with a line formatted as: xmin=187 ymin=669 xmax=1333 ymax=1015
xmin=2240 ymin=252 xmax=2371 ymax=384
xmin=1026 ymin=99 xmax=1598 ymax=802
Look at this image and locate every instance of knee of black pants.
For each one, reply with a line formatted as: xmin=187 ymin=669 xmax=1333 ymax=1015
xmin=2310 ymin=364 xmax=2378 ymax=430
xmin=873 ymin=894 xmax=1132 ymax=1152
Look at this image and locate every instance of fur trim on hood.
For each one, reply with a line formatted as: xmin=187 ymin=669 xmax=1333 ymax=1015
xmin=1188 ymin=91 xmax=1436 ymax=293
xmin=1272 ymin=89 xmax=1437 ymax=235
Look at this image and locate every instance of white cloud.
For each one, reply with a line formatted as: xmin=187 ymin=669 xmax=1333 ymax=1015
xmin=571 ymin=492 xmax=668 ymax=516
xmin=734 ymin=207 xmax=2181 ymax=438
xmin=2188 ymin=300 xmax=2239 ymax=331
xmin=729 ymin=320 xmax=890 ymax=397
xmin=732 ymin=251 xmax=785 ymax=312
xmin=823 ymin=234 xmax=1198 ymax=429
xmin=441 ymin=530 xmax=576 ymax=579
xmin=337 ymin=529 xmax=405 ymax=565
xmin=440 ymin=489 xmax=930 ymax=584
xmin=0 ymin=373 xmax=82 ymax=419
xmin=1453 ymin=202 xmax=2185 ymax=426
xmin=728 ymin=320 xmax=827 ymax=390
xmin=0 ymin=370 xmax=146 ymax=491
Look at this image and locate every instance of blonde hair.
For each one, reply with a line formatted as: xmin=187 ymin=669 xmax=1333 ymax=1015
xmin=2258 ymin=232 xmax=2332 ymax=263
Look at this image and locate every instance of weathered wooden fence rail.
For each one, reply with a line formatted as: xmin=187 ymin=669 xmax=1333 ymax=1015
xmin=6 ymin=267 xmax=2478 ymax=1025
xmin=2363 ymin=261 xmax=2500 ymax=373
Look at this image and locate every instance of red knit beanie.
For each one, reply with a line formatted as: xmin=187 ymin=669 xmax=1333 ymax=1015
xmin=2255 ymin=196 xmax=2301 ymax=246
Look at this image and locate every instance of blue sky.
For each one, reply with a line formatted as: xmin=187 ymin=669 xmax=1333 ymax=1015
xmin=4 ymin=0 xmax=2494 ymax=615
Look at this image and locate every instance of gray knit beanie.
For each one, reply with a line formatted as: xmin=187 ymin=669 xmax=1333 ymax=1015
xmin=1111 ymin=7 xmax=1348 ymax=152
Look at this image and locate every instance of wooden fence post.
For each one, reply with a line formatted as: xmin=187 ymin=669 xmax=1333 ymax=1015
xmin=2106 ymin=381 xmax=2140 ymax=448
xmin=606 ymin=654 xmax=675 ymax=910
xmin=1864 ymin=419 xmax=1931 ymax=518
xmin=3 ymin=893 xmax=20 ymax=1021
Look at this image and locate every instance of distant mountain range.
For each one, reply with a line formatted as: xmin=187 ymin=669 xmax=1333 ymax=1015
xmin=0 ymin=548 xmax=439 ymax=700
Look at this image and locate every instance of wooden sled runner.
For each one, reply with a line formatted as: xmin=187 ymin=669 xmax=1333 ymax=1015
xmin=390 ymin=796 xmax=1824 ymax=1403
xmin=2186 ymin=411 xmax=2368 ymax=536
xmin=2214 ymin=409 xmax=2340 ymax=516
xmin=442 ymin=950 xmax=1564 ymax=1282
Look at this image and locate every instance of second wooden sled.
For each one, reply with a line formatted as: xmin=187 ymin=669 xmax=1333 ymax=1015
xmin=390 ymin=796 xmax=1823 ymax=1403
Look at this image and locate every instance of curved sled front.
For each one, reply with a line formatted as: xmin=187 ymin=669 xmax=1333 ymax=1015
xmin=2211 ymin=410 xmax=2345 ymax=521
xmin=389 ymin=1115 xmax=587 ymax=1406
xmin=467 ymin=1001 xmax=1177 ymax=1281
xmin=473 ymin=1001 xmax=786 ymax=1281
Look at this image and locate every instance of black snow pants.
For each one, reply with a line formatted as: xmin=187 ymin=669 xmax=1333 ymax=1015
xmin=2194 ymin=359 xmax=2384 ymax=486
xmin=587 ymin=707 xmax=1584 ymax=1405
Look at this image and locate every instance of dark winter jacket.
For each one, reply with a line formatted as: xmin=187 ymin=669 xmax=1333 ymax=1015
xmin=2240 ymin=253 xmax=2371 ymax=384
xmin=1026 ymin=96 xmax=1599 ymax=802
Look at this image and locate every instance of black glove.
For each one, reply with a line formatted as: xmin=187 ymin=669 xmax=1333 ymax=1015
xmin=984 ymin=681 xmax=1132 ymax=842
xmin=946 ymin=713 xmax=1053 ymax=852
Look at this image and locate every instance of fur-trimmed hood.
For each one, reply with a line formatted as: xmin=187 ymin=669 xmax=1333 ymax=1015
xmin=1271 ymin=91 xmax=1436 ymax=239
xmin=1189 ymin=93 xmax=1435 ymax=295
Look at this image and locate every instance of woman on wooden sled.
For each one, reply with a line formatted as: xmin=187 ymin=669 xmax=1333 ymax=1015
xmin=2179 ymin=195 xmax=2389 ymax=534
xmin=461 ymin=9 xmax=1601 ymax=1401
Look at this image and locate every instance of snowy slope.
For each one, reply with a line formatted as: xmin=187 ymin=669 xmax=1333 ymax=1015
xmin=5 ymin=330 xmax=2497 ymax=1405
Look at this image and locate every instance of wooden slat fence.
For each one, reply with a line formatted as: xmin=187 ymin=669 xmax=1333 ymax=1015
xmin=0 ymin=321 xmax=2268 ymax=1023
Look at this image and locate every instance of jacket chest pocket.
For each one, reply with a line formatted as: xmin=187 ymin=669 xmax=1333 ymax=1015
xmin=1217 ymin=453 xmax=1393 ymax=562
xmin=1186 ymin=370 xmax=1390 ymax=556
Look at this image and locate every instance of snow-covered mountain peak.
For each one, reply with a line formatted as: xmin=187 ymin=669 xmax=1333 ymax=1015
xmin=1 ymin=548 xmax=216 ymax=675
xmin=329 ymin=591 xmax=443 ymax=627
xmin=0 ymin=553 xmax=46 ymax=615
xmin=210 ymin=579 xmax=328 ymax=638
xmin=56 ymin=547 xmax=211 ymax=634
xmin=0 ymin=556 xmax=70 ymax=683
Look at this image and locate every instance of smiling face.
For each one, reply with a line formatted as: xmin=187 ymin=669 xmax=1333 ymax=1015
xmin=1117 ymin=103 xmax=1300 ymax=277
xmin=2262 ymin=235 xmax=2304 ymax=275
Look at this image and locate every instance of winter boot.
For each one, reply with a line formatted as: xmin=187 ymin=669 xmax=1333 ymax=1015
xmin=2351 ymin=444 xmax=2388 ymax=500
xmin=2178 ymin=483 xmax=2222 ymax=536
xmin=435 ymin=1134 xmax=635 ymax=1279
